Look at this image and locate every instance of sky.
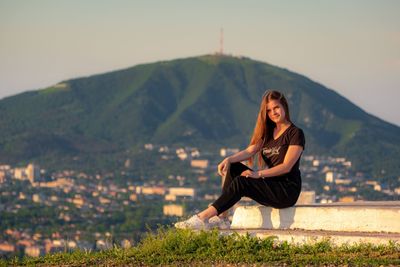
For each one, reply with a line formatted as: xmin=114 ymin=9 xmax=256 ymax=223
xmin=1 ymin=0 xmax=399 ymax=126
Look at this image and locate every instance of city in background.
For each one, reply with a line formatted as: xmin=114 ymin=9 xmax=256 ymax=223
xmin=1 ymin=143 xmax=399 ymax=258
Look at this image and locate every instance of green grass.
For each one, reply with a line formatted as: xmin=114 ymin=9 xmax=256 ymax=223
xmin=2 ymin=227 xmax=399 ymax=266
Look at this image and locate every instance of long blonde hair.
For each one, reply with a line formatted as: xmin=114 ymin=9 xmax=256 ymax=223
xmin=248 ymin=90 xmax=292 ymax=168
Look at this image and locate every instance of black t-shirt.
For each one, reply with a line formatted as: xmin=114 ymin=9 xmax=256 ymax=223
xmin=261 ymin=123 xmax=305 ymax=179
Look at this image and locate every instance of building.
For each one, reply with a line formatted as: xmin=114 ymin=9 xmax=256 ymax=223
xmin=124 ymin=159 xmax=131 ymax=168
xmin=168 ymin=187 xmax=195 ymax=197
xmin=335 ymin=178 xmax=352 ymax=185
xmin=32 ymin=194 xmax=41 ymax=203
xmin=25 ymin=245 xmax=42 ymax=257
xmin=0 ymin=171 xmax=6 ymax=183
xmin=190 ymin=149 xmax=200 ymax=158
xmin=163 ymin=204 xmax=184 ymax=217
xmin=365 ymin=180 xmax=382 ymax=191
xmin=121 ymin=239 xmax=131 ymax=249
xmin=165 ymin=194 xmax=176 ymax=201
xmin=159 ymin=146 xmax=169 ymax=153
xmin=312 ymin=160 xmax=320 ymax=167
xmin=204 ymin=194 xmax=219 ymax=201
xmin=191 ymin=159 xmax=209 ymax=169
xmin=325 ymin=171 xmax=337 ymax=183
xmin=144 ymin=143 xmax=154 ymax=150
xmin=339 ymin=196 xmax=355 ymax=202
xmin=220 ymin=148 xmax=239 ymax=157
xmin=198 ymin=176 xmax=208 ymax=182
xmin=0 ymin=243 xmax=15 ymax=253
xmin=72 ymin=195 xmax=85 ymax=207
xmin=26 ymin=163 xmax=40 ymax=184
xmin=296 ymin=191 xmax=316 ymax=204
xmin=176 ymin=148 xmax=188 ymax=160
xmin=374 ymin=184 xmax=382 ymax=191
xmin=99 ymin=197 xmax=111 ymax=204
xmin=39 ymin=178 xmax=74 ymax=189
xmin=14 ymin=167 xmax=26 ymax=180
xmin=0 ymin=165 xmax=11 ymax=171
xmin=129 ymin=194 xmax=137 ymax=201
xmin=137 ymin=186 xmax=166 ymax=195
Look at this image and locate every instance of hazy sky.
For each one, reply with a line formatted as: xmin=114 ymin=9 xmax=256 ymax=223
xmin=1 ymin=1 xmax=399 ymax=126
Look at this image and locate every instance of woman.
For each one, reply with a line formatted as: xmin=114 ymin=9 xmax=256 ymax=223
xmin=175 ymin=90 xmax=305 ymax=229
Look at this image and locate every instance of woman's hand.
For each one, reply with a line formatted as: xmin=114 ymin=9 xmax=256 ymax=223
xmin=217 ymin=157 xmax=231 ymax=177
xmin=241 ymin=169 xmax=261 ymax=179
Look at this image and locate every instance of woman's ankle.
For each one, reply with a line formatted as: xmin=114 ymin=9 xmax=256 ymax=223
xmin=219 ymin=212 xmax=229 ymax=219
xmin=197 ymin=206 xmax=218 ymax=221
xmin=197 ymin=213 xmax=210 ymax=222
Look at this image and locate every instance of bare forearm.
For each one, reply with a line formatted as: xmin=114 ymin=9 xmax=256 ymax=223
xmin=241 ymin=163 xmax=290 ymax=179
xmin=258 ymin=163 xmax=290 ymax=178
xmin=227 ymin=148 xmax=254 ymax=163
xmin=227 ymin=150 xmax=251 ymax=163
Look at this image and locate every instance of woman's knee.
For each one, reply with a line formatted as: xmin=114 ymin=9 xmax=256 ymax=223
xmin=229 ymin=162 xmax=250 ymax=178
xmin=230 ymin=176 xmax=249 ymax=194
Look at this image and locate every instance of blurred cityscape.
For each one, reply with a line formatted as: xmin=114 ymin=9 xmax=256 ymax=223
xmin=1 ymin=144 xmax=399 ymax=258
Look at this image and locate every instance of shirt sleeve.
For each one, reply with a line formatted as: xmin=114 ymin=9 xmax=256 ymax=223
xmin=288 ymin=127 xmax=305 ymax=149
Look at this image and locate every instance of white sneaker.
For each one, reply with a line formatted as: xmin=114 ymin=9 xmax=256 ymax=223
xmin=174 ymin=215 xmax=209 ymax=230
xmin=208 ymin=216 xmax=230 ymax=230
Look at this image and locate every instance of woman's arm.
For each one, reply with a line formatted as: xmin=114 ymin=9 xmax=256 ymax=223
xmin=217 ymin=142 xmax=262 ymax=177
xmin=241 ymin=145 xmax=303 ymax=178
xmin=227 ymin=142 xmax=263 ymax=163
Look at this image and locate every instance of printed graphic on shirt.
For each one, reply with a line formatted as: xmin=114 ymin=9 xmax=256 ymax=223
xmin=262 ymin=146 xmax=281 ymax=157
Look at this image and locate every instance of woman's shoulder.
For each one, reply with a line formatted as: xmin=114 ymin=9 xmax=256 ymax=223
xmin=287 ymin=123 xmax=304 ymax=134
xmin=286 ymin=123 xmax=305 ymax=146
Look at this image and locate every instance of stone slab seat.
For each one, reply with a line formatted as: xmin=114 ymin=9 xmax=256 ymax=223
xmin=219 ymin=228 xmax=400 ymax=246
xmin=230 ymin=201 xmax=400 ymax=233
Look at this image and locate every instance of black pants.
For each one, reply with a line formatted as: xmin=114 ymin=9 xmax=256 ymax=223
xmin=211 ymin=162 xmax=302 ymax=215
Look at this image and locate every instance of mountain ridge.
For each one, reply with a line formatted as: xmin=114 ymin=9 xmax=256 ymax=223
xmin=0 ymin=54 xmax=399 ymax=177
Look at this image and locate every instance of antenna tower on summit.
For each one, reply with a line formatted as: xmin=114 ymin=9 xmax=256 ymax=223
xmin=219 ymin=28 xmax=224 ymax=55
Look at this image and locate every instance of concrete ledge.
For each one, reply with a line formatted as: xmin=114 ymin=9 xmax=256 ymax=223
xmin=230 ymin=201 xmax=400 ymax=233
xmin=220 ymin=229 xmax=400 ymax=246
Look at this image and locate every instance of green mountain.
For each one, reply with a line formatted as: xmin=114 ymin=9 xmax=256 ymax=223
xmin=0 ymin=54 xmax=399 ymax=177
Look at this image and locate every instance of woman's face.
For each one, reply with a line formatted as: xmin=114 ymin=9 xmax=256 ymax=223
xmin=266 ymin=99 xmax=287 ymax=124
